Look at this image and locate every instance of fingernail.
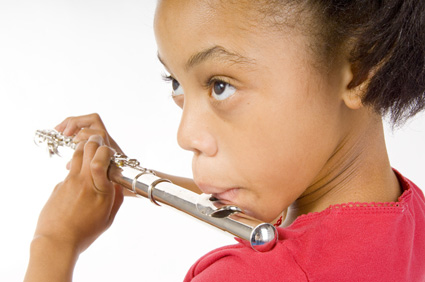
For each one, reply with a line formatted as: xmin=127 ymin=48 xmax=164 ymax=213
xmin=88 ymin=135 xmax=103 ymax=145
xmin=62 ymin=127 xmax=70 ymax=136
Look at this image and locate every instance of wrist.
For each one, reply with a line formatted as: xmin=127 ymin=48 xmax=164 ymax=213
xmin=31 ymin=234 xmax=79 ymax=253
xmin=24 ymin=236 xmax=79 ymax=282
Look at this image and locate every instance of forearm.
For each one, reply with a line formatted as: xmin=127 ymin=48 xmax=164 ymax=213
xmin=24 ymin=236 xmax=79 ymax=282
xmin=122 ymin=171 xmax=200 ymax=197
xmin=154 ymin=171 xmax=201 ymax=194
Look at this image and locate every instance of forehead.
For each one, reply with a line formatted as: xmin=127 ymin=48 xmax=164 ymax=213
xmin=155 ymin=0 xmax=264 ymax=20
xmin=154 ymin=0 xmax=296 ymax=68
xmin=154 ymin=0 xmax=266 ymax=39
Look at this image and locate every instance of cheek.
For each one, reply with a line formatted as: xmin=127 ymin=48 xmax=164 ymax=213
xmin=232 ymin=93 xmax=339 ymax=173
xmin=220 ymin=84 xmax=343 ymax=218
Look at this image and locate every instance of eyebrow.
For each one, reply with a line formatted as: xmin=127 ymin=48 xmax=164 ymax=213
xmin=157 ymin=45 xmax=256 ymax=71
xmin=185 ymin=46 xmax=255 ymax=70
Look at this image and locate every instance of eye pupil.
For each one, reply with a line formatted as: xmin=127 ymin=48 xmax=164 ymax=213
xmin=210 ymin=80 xmax=236 ymax=101
xmin=172 ymin=79 xmax=180 ymax=91
xmin=214 ymin=81 xmax=226 ymax=95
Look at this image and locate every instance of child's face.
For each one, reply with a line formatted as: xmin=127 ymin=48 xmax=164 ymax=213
xmin=154 ymin=0 xmax=353 ymax=222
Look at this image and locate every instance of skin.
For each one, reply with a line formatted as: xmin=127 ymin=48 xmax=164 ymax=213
xmin=154 ymin=0 xmax=400 ymax=224
xmin=24 ymin=135 xmax=123 ymax=282
xmin=25 ymin=0 xmax=402 ymax=280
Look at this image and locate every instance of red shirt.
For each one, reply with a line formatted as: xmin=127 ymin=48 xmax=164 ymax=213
xmin=184 ymin=171 xmax=425 ymax=281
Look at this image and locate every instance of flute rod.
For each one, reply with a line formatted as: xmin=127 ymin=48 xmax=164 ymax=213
xmin=111 ymin=166 xmax=264 ymax=240
xmin=35 ymin=129 xmax=278 ymax=252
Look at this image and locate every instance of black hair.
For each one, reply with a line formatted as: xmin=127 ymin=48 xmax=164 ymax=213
xmin=323 ymin=1 xmax=425 ymax=125
xmin=267 ymin=0 xmax=425 ymax=125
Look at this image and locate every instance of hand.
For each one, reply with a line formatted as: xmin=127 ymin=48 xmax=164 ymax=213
xmin=33 ymin=135 xmax=124 ymax=254
xmin=55 ymin=113 xmax=124 ymax=156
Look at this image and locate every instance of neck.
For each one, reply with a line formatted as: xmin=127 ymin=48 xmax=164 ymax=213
xmin=283 ymin=114 xmax=401 ymax=227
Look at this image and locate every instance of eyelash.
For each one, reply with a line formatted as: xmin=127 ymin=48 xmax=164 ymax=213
xmin=161 ymin=74 xmax=180 ymax=98
xmin=204 ymin=77 xmax=229 ymax=91
xmin=161 ymin=73 xmax=174 ymax=83
xmin=161 ymin=73 xmax=235 ymax=104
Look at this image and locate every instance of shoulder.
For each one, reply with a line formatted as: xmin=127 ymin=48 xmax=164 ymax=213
xmin=184 ymin=239 xmax=308 ymax=282
xmin=184 ymin=171 xmax=425 ymax=282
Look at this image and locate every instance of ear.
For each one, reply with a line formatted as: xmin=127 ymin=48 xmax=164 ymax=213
xmin=343 ymin=89 xmax=364 ymax=110
xmin=341 ymin=63 xmax=365 ymax=110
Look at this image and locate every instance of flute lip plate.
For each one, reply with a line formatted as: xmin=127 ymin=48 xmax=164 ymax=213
xmin=197 ymin=193 xmax=242 ymax=218
xmin=210 ymin=205 xmax=242 ymax=218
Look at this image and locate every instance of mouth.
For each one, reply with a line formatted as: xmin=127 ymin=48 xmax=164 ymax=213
xmin=212 ymin=188 xmax=240 ymax=204
xmin=196 ymin=183 xmax=240 ymax=204
xmin=196 ymin=183 xmax=257 ymax=218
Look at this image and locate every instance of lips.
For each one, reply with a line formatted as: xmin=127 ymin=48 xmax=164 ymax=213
xmin=196 ymin=183 xmax=240 ymax=203
xmin=212 ymin=188 xmax=240 ymax=203
xmin=196 ymin=183 xmax=256 ymax=217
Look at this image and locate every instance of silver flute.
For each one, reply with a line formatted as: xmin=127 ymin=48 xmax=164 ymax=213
xmin=34 ymin=129 xmax=278 ymax=252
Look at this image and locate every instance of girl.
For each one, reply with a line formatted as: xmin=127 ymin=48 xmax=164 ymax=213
xmin=25 ymin=0 xmax=425 ymax=281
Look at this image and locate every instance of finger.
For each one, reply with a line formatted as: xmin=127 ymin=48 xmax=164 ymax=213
xmin=54 ymin=116 xmax=72 ymax=133
xmin=90 ymin=145 xmax=115 ymax=194
xmin=73 ymin=128 xmax=110 ymax=146
xmin=82 ymin=135 xmax=104 ymax=174
xmin=54 ymin=113 xmax=106 ymax=137
xmin=108 ymin=136 xmax=124 ymax=155
xmin=63 ymin=113 xmax=106 ymax=137
xmin=68 ymin=141 xmax=86 ymax=175
xmin=108 ymin=165 xmax=123 ymax=183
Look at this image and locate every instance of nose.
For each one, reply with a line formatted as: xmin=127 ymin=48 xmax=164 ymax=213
xmin=177 ymin=101 xmax=218 ymax=157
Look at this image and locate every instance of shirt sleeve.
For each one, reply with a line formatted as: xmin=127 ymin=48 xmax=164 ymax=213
xmin=184 ymin=241 xmax=307 ymax=282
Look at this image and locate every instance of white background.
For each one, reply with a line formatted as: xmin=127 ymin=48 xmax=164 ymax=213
xmin=0 ymin=1 xmax=424 ymax=281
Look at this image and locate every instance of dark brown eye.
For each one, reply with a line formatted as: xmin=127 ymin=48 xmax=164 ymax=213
xmin=213 ymin=81 xmax=226 ymax=95
xmin=212 ymin=80 xmax=236 ymax=101
xmin=171 ymin=78 xmax=184 ymax=96
xmin=172 ymin=79 xmax=180 ymax=91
